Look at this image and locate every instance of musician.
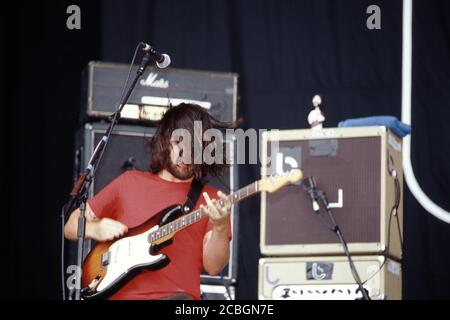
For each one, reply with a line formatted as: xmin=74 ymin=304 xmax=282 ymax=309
xmin=64 ymin=103 xmax=234 ymax=300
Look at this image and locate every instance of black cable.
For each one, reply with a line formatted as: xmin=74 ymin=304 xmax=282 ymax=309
xmin=91 ymin=42 xmax=142 ymax=179
xmin=393 ymin=178 xmax=404 ymax=248
xmin=361 ymin=205 xmax=403 ymax=287
xmin=117 ymin=44 xmax=143 ymax=109
xmin=363 ymin=156 xmax=404 ymax=287
xmin=333 ymin=223 xmax=370 ymax=300
xmin=61 ymin=206 xmax=67 ymax=300
xmin=362 ymin=258 xmax=387 ymax=287
xmin=60 ymin=42 xmax=144 ymax=300
xmin=387 ymin=154 xmax=403 ymax=249
xmin=316 ymin=191 xmax=370 ymax=300
xmin=362 ymin=204 xmax=397 ymax=286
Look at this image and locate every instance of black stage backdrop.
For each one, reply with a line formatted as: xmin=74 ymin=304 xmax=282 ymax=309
xmin=2 ymin=0 xmax=449 ymax=299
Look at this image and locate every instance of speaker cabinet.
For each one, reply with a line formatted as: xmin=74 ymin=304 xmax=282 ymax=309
xmin=260 ymin=127 xmax=403 ymax=259
xmin=258 ymin=256 xmax=402 ymax=300
xmin=72 ymin=122 xmax=239 ymax=284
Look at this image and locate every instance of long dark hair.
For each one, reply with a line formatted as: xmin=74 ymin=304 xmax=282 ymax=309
xmin=149 ymin=103 xmax=239 ymax=180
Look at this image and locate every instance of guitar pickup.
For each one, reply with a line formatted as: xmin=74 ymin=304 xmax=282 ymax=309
xmin=101 ymin=251 xmax=111 ymax=267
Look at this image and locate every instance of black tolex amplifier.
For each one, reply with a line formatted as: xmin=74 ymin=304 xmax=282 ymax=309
xmin=80 ymin=61 xmax=238 ymax=124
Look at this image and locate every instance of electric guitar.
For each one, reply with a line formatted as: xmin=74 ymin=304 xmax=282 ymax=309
xmin=81 ymin=169 xmax=303 ymax=299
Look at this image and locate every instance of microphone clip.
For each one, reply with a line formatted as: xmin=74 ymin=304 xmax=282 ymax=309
xmin=302 ymin=176 xmax=321 ymax=213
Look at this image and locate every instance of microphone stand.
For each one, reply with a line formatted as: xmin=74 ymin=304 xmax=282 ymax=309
xmin=61 ymin=45 xmax=155 ymax=300
xmin=315 ymin=189 xmax=371 ymax=301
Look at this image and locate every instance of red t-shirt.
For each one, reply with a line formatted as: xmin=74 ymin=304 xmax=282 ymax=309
xmin=87 ymin=170 xmax=231 ymax=300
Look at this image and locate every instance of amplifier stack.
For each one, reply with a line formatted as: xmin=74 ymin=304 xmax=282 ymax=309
xmin=67 ymin=62 xmax=239 ymax=296
xmin=258 ymin=127 xmax=404 ymax=300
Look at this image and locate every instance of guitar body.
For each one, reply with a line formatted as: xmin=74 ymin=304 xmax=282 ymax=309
xmin=79 ymin=169 xmax=303 ymax=300
xmin=81 ymin=204 xmax=183 ymax=300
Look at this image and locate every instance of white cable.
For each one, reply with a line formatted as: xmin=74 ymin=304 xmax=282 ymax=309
xmin=401 ymin=0 xmax=450 ymax=223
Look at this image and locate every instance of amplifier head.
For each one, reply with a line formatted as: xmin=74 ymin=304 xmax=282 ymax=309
xmin=258 ymin=256 xmax=402 ymax=300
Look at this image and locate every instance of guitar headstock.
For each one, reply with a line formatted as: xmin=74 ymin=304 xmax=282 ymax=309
xmin=259 ymin=169 xmax=303 ymax=193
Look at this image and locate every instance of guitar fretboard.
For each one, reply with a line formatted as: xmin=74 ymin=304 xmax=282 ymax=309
xmin=148 ymin=181 xmax=259 ymax=243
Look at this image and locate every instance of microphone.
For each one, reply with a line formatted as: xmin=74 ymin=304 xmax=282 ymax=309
xmin=302 ymin=176 xmax=320 ymax=213
xmin=141 ymin=42 xmax=171 ymax=68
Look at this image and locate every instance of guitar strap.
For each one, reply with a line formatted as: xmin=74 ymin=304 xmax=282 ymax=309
xmin=182 ymin=178 xmax=205 ymax=214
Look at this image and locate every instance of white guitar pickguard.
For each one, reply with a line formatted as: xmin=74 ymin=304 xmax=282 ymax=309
xmin=97 ymin=225 xmax=163 ymax=292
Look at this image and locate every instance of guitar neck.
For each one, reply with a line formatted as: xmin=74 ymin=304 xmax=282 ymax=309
xmin=148 ymin=181 xmax=261 ymax=243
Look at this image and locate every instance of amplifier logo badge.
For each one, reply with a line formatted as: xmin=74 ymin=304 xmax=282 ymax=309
xmin=140 ymin=72 xmax=169 ymax=88
xmin=307 ymin=262 xmax=333 ymax=280
xmin=271 ymin=146 xmax=301 ymax=177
